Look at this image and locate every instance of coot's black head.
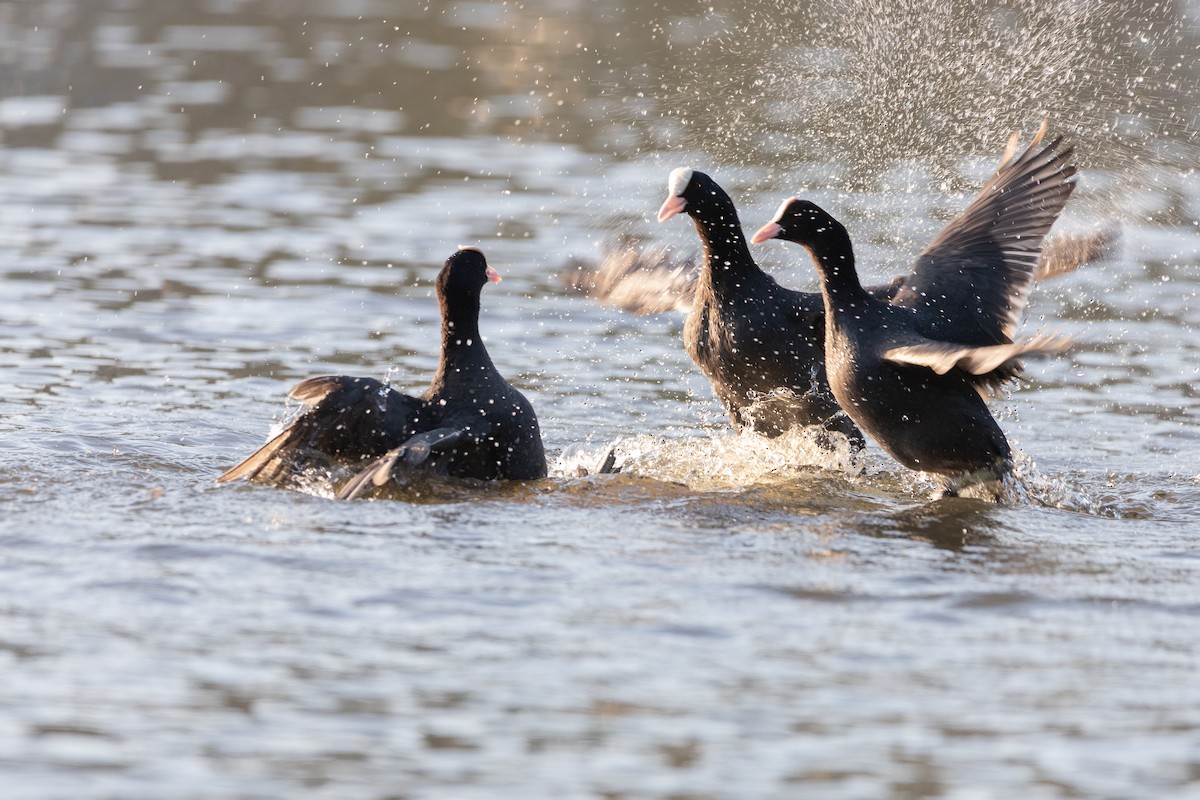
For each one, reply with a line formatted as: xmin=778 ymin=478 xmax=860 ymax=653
xmin=437 ymin=246 xmax=502 ymax=300
xmin=657 ymin=167 xmax=736 ymax=223
xmin=750 ymin=198 xmax=847 ymax=247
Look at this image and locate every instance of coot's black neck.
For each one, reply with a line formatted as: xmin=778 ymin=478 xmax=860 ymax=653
xmin=687 ymin=184 xmax=765 ymax=297
xmin=804 ymin=224 xmax=868 ymax=313
xmin=436 ymin=293 xmax=494 ymax=381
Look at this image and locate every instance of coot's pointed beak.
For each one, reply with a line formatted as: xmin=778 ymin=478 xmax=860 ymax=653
xmin=657 ymin=195 xmax=687 ymax=222
xmin=486 ymin=266 xmax=502 ymax=283
xmin=750 ymin=222 xmax=782 ymax=244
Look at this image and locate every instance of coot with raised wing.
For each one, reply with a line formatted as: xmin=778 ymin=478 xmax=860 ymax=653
xmin=751 ymin=126 xmax=1075 ymax=487
xmin=218 ymin=247 xmax=547 ymax=497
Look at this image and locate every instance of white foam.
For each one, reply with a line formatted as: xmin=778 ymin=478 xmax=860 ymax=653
xmin=588 ymin=426 xmax=861 ymax=491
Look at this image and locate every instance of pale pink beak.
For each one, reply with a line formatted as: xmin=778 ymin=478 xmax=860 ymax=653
xmin=486 ymin=266 xmax=502 ymax=283
xmin=657 ymin=194 xmax=687 ymax=222
xmin=750 ymin=221 xmax=782 ymax=244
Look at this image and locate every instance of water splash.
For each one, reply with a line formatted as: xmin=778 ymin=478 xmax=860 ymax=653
xmin=998 ymin=449 xmax=1154 ymax=518
xmin=556 ymin=425 xmax=862 ymax=490
xmin=658 ymin=0 xmax=1196 ymax=176
xmin=554 ymin=426 xmax=1165 ymax=518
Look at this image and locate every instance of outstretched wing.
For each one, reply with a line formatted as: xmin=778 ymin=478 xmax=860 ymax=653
xmin=334 ymin=426 xmax=473 ymax=500
xmin=218 ymin=375 xmax=424 ymax=484
xmin=882 ymin=330 xmax=1072 ymax=394
xmin=560 ymin=237 xmax=699 ymax=315
xmin=891 ymin=122 xmax=1077 ymax=345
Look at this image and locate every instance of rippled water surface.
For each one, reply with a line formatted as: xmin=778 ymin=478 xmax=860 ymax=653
xmin=2 ymin=1 xmax=1199 ymax=797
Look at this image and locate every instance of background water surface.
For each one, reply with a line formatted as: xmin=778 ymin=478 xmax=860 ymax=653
xmin=1 ymin=1 xmax=1198 ymax=798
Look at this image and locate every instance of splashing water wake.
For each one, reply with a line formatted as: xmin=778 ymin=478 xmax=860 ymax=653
xmin=555 ymin=427 xmax=1151 ymax=518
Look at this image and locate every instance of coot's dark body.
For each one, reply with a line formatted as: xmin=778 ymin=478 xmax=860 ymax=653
xmin=219 ymin=247 xmax=547 ymax=496
xmin=659 ymin=168 xmax=885 ymax=444
xmin=754 ymin=126 xmax=1076 ymax=482
xmin=820 ymin=264 xmax=1014 ymax=476
xmin=681 ymin=232 xmax=860 ymax=441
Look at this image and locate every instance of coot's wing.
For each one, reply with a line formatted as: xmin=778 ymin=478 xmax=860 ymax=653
xmin=881 ymin=329 xmax=1072 ymax=392
xmin=1034 ymin=226 xmax=1119 ymax=281
xmin=334 ymin=426 xmax=473 ymax=500
xmin=864 ymin=275 xmax=908 ymax=303
xmin=217 ymin=375 xmax=424 ymax=484
xmin=561 ymin=238 xmax=698 ymax=315
xmin=890 ymin=122 xmax=1076 ymax=344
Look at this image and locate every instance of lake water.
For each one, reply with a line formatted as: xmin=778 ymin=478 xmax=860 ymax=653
xmin=1 ymin=1 xmax=1198 ymax=797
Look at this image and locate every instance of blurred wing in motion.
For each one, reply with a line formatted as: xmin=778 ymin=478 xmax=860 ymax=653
xmin=218 ymin=375 xmax=424 ymax=485
xmin=560 ymin=236 xmax=698 ymax=315
xmin=1034 ymin=225 xmax=1120 ymax=281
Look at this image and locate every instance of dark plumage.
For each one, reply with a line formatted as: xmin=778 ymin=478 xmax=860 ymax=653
xmin=218 ymin=247 xmax=547 ymax=497
xmin=658 ymin=167 xmax=907 ymax=444
xmin=751 ymin=126 xmax=1075 ymax=485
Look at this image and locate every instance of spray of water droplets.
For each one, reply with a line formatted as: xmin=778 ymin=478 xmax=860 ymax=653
xmin=654 ymin=0 xmax=1196 ymax=177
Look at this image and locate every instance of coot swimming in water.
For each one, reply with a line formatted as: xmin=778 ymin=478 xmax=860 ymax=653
xmin=218 ymin=247 xmax=548 ymax=497
xmin=658 ymin=167 xmax=877 ymax=445
xmin=750 ymin=126 xmax=1075 ymax=487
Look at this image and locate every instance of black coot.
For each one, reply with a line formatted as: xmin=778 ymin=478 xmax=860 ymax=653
xmin=218 ymin=247 xmax=548 ymax=497
xmin=751 ymin=125 xmax=1075 ymax=486
xmin=658 ymin=168 xmax=875 ymax=445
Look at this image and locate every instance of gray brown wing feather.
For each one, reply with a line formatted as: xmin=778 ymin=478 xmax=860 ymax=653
xmin=218 ymin=375 xmax=425 ymax=484
xmin=1034 ymin=226 xmax=1119 ymax=281
xmin=560 ymin=237 xmax=698 ymax=315
xmin=882 ymin=330 xmax=1073 ymax=393
xmin=891 ymin=123 xmax=1077 ymax=344
xmin=334 ymin=427 xmax=471 ymax=500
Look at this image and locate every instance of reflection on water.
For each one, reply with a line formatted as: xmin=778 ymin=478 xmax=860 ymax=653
xmin=0 ymin=0 xmax=1199 ymax=797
